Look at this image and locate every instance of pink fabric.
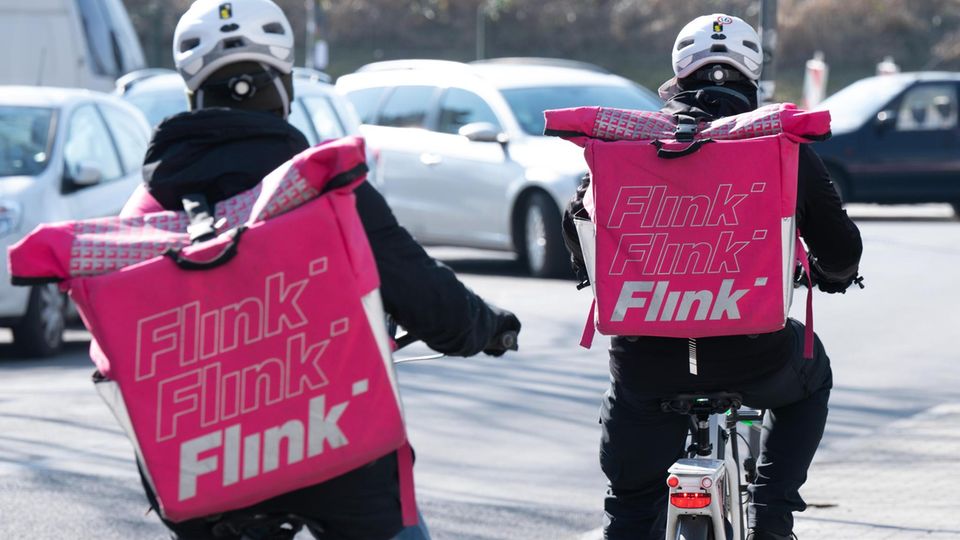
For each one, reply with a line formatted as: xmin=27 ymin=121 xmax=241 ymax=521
xmin=584 ymin=136 xmax=800 ymax=338
xmin=580 ymin=300 xmax=596 ymax=349
xmin=9 ymin=137 xmax=411 ymax=522
xmin=546 ymin=104 xmax=829 ymax=345
xmin=795 ymin=232 xmax=815 ymax=359
xmin=543 ymin=103 xmax=831 ymax=146
xmin=9 ymin=137 xmax=366 ymax=282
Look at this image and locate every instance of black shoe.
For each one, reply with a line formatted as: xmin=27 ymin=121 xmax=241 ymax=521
xmin=746 ymin=530 xmax=797 ymax=540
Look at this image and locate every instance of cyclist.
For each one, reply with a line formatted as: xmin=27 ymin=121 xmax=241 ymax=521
xmin=120 ymin=1 xmax=521 ymax=538
xmin=561 ymin=14 xmax=862 ymax=540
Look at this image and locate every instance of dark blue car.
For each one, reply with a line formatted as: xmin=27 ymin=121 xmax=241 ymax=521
xmin=813 ymin=72 xmax=960 ymax=213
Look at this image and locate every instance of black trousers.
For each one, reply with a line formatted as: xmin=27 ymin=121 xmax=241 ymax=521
xmin=600 ymin=322 xmax=833 ymax=539
xmin=140 ymin=452 xmax=405 ymax=540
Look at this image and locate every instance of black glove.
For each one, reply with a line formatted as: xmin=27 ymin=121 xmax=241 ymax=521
xmin=483 ymin=306 xmax=521 ymax=357
xmin=801 ymin=254 xmax=865 ymax=294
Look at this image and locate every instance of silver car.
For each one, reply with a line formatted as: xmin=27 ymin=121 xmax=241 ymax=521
xmin=336 ymin=59 xmax=662 ymax=277
xmin=0 ymin=86 xmax=151 ymax=356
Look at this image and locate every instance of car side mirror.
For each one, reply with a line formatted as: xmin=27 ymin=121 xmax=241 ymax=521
xmin=874 ymin=110 xmax=897 ymax=132
xmin=69 ymin=161 xmax=103 ymax=186
xmin=459 ymin=122 xmax=508 ymax=145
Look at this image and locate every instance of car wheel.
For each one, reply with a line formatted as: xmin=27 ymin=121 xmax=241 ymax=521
xmin=517 ymin=192 xmax=569 ymax=278
xmin=12 ymin=284 xmax=66 ymax=357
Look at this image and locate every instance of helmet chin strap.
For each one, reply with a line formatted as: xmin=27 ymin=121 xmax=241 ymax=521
xmin=701 ymin=85 xmax=754 ymax=108
xmin=261 ymin=62 xmax=290 ymax=119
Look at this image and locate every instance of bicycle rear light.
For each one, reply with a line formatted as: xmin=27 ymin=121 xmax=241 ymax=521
xmin=667 ymin=475 xmax=680 ymax=488
xmin=670 ymin=492 xmax=712 ymax=509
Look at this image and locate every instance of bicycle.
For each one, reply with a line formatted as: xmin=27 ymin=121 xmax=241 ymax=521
xmin=661 ymin=392 xmax=764 ymax=540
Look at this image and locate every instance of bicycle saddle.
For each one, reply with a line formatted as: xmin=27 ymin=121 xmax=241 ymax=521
xmin=660 ymin=392 xmax=743 ymax=415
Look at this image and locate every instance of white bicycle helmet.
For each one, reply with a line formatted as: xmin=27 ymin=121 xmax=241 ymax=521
xmin=173 ymin=0 xmax=294 ymax=92
xmin=672 ymin=14 xmax=763 ymax=81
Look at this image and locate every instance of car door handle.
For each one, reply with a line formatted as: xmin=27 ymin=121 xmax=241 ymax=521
xmin=420 ymin=153 xmax=442 ymax=166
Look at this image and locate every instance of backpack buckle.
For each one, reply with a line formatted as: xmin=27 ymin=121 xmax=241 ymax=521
xmin=675 ymin=115 xmax=698 ymax=142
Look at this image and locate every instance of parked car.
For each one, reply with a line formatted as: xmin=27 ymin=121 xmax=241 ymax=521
xmin=813 ymin=72 xmax=960 ymax=213
xmin=116 ymin=69 xmax=366 ymax=148
xmin=0 ymin=0 xmax=146 ymax=92
xmin=0 ymin=86 xmax=151 ymax=356
xmin=336 ymin=58 xmax=662 ymax=277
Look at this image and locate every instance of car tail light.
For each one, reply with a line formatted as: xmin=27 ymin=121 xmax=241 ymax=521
xmin=666 ymin=475 xmax=680 ymax=488
xmin=670 ymin=492 xmax=712 ymax=509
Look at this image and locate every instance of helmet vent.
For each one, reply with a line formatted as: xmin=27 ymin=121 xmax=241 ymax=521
xmin=180 ymin=38 xmax=201 ymax=52
xmin=223 ymin=37 xmax=246 ymax=49
xmin=220 ymin=23 xmax=239 ymax=33
xmin=262 ymin=22 xmax=285 ymax=35
xmin=710 ymin=44 xmax=728 ymax=53
xmin=742 ymin=40 xmax=760 ymax=53
xmin=677 ymin=38 xmax=695 ymax=51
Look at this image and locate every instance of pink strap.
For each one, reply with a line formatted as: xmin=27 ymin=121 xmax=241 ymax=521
xmin=795 ymin=231 xmax=815 ymax=359
xmin=580 ymin=300 xmax=596 ymax=349
xmin=397 ymin=441 xmax=418 ymax=527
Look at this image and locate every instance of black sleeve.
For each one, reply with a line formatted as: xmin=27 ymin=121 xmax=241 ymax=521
xmin=353 ymin=181 xmax=502 ymax=356
xmin=561 ymin=173 xmax=591 ymax=283
xmin=796 ymin=144 xmax=863 ymax=281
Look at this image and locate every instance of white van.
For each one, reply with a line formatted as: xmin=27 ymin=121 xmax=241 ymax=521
xmin=0 ymin=0 xmax=146 ymax=92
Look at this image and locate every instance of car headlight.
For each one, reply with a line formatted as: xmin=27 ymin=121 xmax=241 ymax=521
xmin=0 ymin=200 xmax=23 ymax=239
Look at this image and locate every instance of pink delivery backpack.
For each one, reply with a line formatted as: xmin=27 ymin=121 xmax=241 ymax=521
xmin=544 ymin=103 xmax=831 ymax=359
xmin=7 ymin=137 xmax=418 ymax=524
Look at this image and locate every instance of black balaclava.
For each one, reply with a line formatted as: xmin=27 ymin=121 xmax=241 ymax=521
xmin=661 ymin=64 xmax=760 ymax=118
xmin=187 ymin=61 xmax=294 ymax=119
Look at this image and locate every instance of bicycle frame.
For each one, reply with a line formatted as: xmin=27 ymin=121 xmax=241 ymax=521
xmin=662 ymin=394 xmax=763 ymax=540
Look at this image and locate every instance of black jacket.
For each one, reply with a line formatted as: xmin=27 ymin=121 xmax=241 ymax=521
xmin=561 ymin=88 xmax=863 ymax=391
xmin=143 ymin=108 xmax=509 ymax=356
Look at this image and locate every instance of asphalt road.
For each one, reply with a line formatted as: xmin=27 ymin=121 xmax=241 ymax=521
xmin=1 ymin=204 xmax=958 ymax=539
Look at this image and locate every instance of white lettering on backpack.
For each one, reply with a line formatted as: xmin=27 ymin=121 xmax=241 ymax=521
xmin=606 ymin=184 xmax=747 ymax=230
xmin=129 ymin=258 xmax=354 ymax=443
xmin=178 ymin=384 xmax=366 ymax=501
xmin=609 ymin=231 xmax=750 ymax=276
xmin=135 ymin=271 xmax=311 ymax=381
xmin=611 ymin=279 xmax=753 ymax=322
xmin=601 ymin=180 xmax=773 ymax=326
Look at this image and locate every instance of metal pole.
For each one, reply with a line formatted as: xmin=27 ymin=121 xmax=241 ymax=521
xmin=758 ymin=0 xmax=778 ymax=103
xmin=305 ymin=0 xmax=316 ymax=68
xmin=476 ymin=3 xmax=486 ymax=60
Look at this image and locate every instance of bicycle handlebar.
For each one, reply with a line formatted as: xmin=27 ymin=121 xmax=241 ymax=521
xmin=488 ymin=330 xmax=519 ymax=353
xmin=394 ymin=330 xmax=519 ymax=355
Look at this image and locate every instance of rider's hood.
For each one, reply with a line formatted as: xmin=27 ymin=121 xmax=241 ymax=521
xmin=143 ymin=108 xmax=309 ymax=210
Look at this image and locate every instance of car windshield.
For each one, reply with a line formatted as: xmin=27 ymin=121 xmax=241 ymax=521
xmin=0 ymin=106 xmax=55 ymax=177
xmin=127 ymin=91 xmax=188 ymax=127
xmin=815 ymin=77 xmax=910 ymax=132
xmin=502 ymin=85 xmax=662 ymax=136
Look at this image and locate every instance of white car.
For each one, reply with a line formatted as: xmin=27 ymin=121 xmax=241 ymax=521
xmin=0 ymin=86 xmax=150 ymax=356
xmin=336 ymin=59 xmax=662 ymax=277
